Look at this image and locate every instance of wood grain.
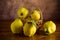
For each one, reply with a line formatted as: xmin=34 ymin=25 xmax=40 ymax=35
xmin=0 ymin=21 xmax=60 ymax=40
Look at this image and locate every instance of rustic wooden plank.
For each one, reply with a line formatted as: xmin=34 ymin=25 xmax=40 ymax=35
xmin=0 ymin=21 xmax=60 ymax=40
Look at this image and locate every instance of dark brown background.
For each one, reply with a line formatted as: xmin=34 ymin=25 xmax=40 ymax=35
xmin=0 ymin=0 xmax=60 ymax=21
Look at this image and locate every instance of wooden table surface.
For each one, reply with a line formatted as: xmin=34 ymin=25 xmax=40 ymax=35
xmin=0 ymin=20 xmax=60 ymax=40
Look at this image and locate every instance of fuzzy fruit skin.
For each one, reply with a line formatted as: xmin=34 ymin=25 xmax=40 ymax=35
xmin=17 ymin=7 xmax=29 ymax=18
xmin=23 ymin=21 xmax=37 ymax=37
xmin=11 ymin=18 xmax=23 ymax=34
xmin=31 ymin=10 xmax=40 ymax=21
xmin=43 ymin=21 xmax=56 ymax=34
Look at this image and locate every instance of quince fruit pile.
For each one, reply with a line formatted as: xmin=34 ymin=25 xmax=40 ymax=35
xmin=10 ymin=7 xmax=56 ymax=37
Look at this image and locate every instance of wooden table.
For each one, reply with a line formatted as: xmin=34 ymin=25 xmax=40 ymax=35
xmin=0 ymin=20 xmax=60 ymax=40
